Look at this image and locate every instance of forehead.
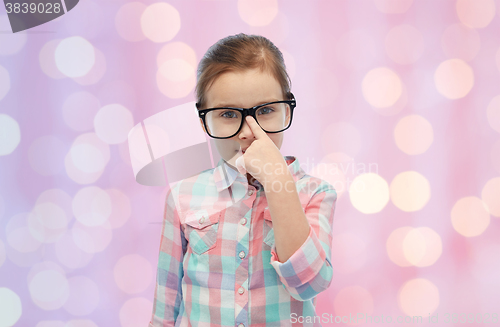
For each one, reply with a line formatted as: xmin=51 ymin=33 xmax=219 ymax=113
xmin=205 ymin=68 xmax=282 ymax=108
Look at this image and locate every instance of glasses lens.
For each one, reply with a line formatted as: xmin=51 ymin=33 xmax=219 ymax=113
xmin=205 ymin=103 xmax=291 ymax=138
xmin=255 ymin=102 xmax=291 ymax=133
xmin=205 ymin=109 xmax=242 ymax=138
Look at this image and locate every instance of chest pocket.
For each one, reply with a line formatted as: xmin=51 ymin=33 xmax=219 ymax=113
xmin=262 ymin=209 xmax=274 ymax=249
xmin=184 ymin=210 xmax=221 ymax=255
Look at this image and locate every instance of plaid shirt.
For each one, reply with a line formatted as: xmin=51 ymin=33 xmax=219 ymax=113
xmin=149 ymin=156 xmax=337 ymax=327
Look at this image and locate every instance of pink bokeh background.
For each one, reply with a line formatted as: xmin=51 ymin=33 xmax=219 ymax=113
xmin=1 ymin=0 xmax=500 ymax=326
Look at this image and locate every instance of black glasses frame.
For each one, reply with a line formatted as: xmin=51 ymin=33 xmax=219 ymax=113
xmin=196 ymin=93 xmax=296 ymax=139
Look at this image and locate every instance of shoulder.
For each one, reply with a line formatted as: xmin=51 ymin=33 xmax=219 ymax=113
xmin=167 ymin=167 xmax=218 ymax=219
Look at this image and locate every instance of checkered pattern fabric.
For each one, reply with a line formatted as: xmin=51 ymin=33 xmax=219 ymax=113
xmin=149 ymin=156 xmax=337 ymax=327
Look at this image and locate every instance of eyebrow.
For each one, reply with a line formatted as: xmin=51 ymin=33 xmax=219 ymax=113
xmin=212 ymin=99 xmax=281 ymax=108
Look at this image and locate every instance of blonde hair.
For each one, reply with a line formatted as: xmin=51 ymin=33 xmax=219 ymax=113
xmin=195 ymin=33 xmax=292 ymax=109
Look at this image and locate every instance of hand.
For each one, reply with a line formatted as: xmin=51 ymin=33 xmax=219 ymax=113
xmin=236 ymin=116 xmax=289 ymax=185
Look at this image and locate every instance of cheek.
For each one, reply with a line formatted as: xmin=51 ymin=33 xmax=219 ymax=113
xmin=214 ymin=139 xmax=238 ymax=157
xmin=270 ymin=134 xmax=283 ymax=149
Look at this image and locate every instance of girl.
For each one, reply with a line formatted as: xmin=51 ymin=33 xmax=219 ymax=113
xmin=149 ymin=33 xmax=337 ymax=327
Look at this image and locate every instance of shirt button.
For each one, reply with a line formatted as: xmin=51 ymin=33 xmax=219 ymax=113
xmin=198 ymin=216 xmax=205 ymax=224
xmin=248 ymin=189 xmax=254 ymax=196
xmin=240 ymin=218 xmax=246 ymax=225
xmin=238 ymin=251 xmax=245 ymax=259
xmin=238 ymin=287 xmax=245 ymax=295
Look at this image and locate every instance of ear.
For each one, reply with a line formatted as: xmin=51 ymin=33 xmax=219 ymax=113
xmin=285 ymin=105 xmax=291 ymax=126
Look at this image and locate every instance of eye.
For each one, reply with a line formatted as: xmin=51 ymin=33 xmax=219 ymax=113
xmin=220 ymin=110 xmax=239 ymax=119
xmin=257 ymin=106 xmax=274 ymax=115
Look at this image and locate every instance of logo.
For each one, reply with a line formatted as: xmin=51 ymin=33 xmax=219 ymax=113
xmin=3 ymin=0 xmax=79 ymax=33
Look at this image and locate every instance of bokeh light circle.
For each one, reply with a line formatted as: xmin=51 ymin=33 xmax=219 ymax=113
xmin=456 ymin=0 xmax=496 ymax=29
xmin=481 ymin=177 xmax=500 ymax=217
xmin=114 ymin=254 xmax=153 ymax=294
xmin=55 ymin=36 xmax=95 ymax=78
xmin=156 ymin=48 xmax=196 ymax=100
xmin=28 ymin=135 xmax=66 ymax=176
xmin=158 ymin=59 xmax=194 ymax=82
xmin=386 ymin=227 xmax=413 ymax=267
xmin=451 ymin=196 xmax=490 ymax=237
xmin=402 ymin=227 xmax=442 ymax=267
xmin=72 ymin=186 xmax=112 ymax=227
xmin=72 ymin=47 xmax=107 ymax=86
xmin=28 ymin=202 xmax=68 ymax=244
xmin=94 ymin=104 xmax=134 ymax=144
xmin=0 ymin=15 xmax=27 ymax=56
xmin=71 ymin=220 xmax=113 ymax=254
xmin=39 ymin=39 xmax=66 ymax=79
xmin=441 ymin=24 xmax=481 ymax=62
xmin=334 ymin=286 xmax=374 ymax=325
xmin=119 ymin=297 xmax=153 ymax=327
xmin=362 ymin=67 xmax=403 ymax=108
xmin=62 ymin=91 xmax=101 ymax=132
xmin=349 ymin=173 xmax=390 ymax=214
xmin=6 ymin=213 xmax=43 ymax=253
xmin=238 ymin=0 xmax=278 ymax=26
xmin=486 ymin=95 xmax=500 ymax=133
xmin=398 ymin=278 xmax=439 ymax=316
xmin=157 ymin=42 xmax=197 ymax=69
xmin=390 ymin=171 xmax=431 ymax=212
xmin=29 ymin=269 xmax=69 ymax=310
xmin=141 ymin=3 xmax=180 ymax=43
xmin=434 ymin=59 xmax=474 ymax=99
xmin=385 ymin=24 xmax=424 ymax=65
xmin=0 ymin=114 xmax=20 ymax=156
xmin=65 ymin=133 xmax=110 ymax=184
xmin=63 ymin=276 xmax=100 ymax=316
xmin=115 ymin=2 xmax=147 ymax=42
xmin=394 ymin=114 xmax=434 ymax=155
xmin=0 ymin=288 xmax=22 ymax=327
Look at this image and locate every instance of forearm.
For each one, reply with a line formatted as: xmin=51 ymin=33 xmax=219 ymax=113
xmin=263 ymin=170 xmax=310 ymax=263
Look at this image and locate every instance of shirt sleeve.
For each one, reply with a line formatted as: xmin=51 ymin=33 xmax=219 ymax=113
xmin=149 ymin=187 xmax=187 ymax=326
xmin=269 ymin=182 xmax=336 ymax=301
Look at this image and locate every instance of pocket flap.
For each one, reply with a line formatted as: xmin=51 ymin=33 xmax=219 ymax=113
xmin=264 ymin=208 xmax=272 ymax=221
xmin=185 ymin=210 xmax=221 ymax=229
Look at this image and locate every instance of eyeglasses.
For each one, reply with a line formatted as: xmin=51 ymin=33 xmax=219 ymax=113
xmin=196 ymin=93 xmax=296 ymax=139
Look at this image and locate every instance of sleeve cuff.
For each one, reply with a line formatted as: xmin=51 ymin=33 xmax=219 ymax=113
xmin=269 ymin=226 xmax=327 ymax=288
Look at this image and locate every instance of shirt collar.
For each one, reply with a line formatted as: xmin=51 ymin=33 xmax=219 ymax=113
xmin=213 ymin=155 xmax=305 ymax=193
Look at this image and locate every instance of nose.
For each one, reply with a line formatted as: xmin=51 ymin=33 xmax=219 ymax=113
xmin=238 ymin=118 xmax=255 ymax=140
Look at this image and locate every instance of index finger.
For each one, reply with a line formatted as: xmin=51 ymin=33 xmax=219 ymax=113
xmin=245 ymin=115 xmax=268 ymax=139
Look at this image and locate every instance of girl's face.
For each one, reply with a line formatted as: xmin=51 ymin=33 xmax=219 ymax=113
xmin=200 ymin=68 xmax=286 ymax=171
